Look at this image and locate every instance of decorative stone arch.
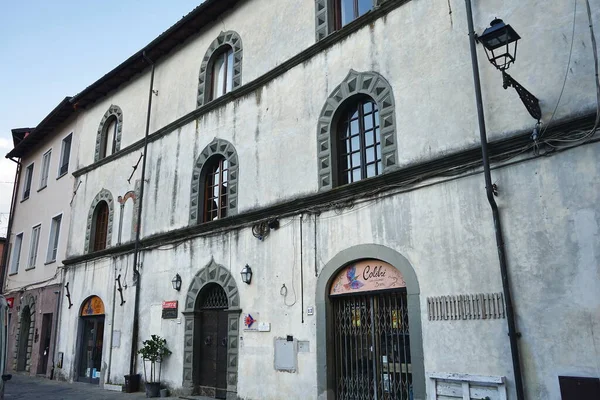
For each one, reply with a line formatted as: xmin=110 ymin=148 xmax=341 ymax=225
xmin=94 ymin=105 xmax=123 ymax=162
xmin=314 ymin=0 xmax=387 ymax=41
xmin=13 ymin=294 xmax=36 ymax=372
xmin=315 ymin=244 xmax=425 ymax=400
xmin=85 ymin=189 xmax=115 ymax=253
xmin=182 ymin=259 xmax=241 ymax=396
xmin=197 ymin=30 xmax=243 ymax=107
xmin=317 ymin=69 xmax=398 ymax=191
xmin=189 ymin=138 xmax=239 ymax=225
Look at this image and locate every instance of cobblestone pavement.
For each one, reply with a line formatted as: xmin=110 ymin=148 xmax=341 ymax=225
xmin=4 ymin=374 xmax=148 ymax=400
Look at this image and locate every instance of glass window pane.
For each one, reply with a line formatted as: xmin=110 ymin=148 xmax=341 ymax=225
xmin=367 ymin=164 xmax=376 ymax=178
xmin=342 ymin=155 xmax=351 ymax=170
xmin=375 ymin=127 xmax=380 ymax=143
xmin=366 ymin=147 xmax=375 ymax=163
xmin=350 ymin=119 xmax=359 ymax=134
xmin=376 ymin=144 xmax=381 ymax=158
xmin=358 ymin=0 xmax=372 ymax=17
xmin=377 ymin=161 xmax=382 ymax=172
xmin=341 ymin=0 xmax=354 ymax=26
xmin=346 ymin=171 xmax=352 ymax=184
xmin=352 ymin=168 xmax=361 ymax=182
xmin=351 ymin=135 xmax=360 ymax=151
xmin=366 ymin=131 xmax=374 ymax=146
xmin=364 ymin=114 xmax=374 ymax=130
xmin=212 ymin=54 xmax=226 ymax=99
xmin=226 ymin=49 xmax=234 ymax=93
xmin=363 ymin=101 xmax=373 ymax=113
xmin=351 ymin=152 xmax=361 ymax=168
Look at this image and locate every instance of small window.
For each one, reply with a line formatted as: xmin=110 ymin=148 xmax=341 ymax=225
xmin=46 ymin=215 xmax=62 ymax=263
xmin=92 ymin=201 xmax=109 ymax=251
xmin=58 ymin=134 xmax=72 ymax=177
xmin=203 ymin=156 xmax=229 ymax=222
xmin=10 ymin=233 xmax=23 ymax=274
xmin=209 ymin=47 xmax=234 ymax=101
xmin=39 ymin=150 xmax=52 ymax=189
xmin=334 ymin=0 xmax=373 ymax=29
xmin=22 ymin=163 xmax=34 ymax=200
xmin=27 ymin=225 xmax=41 ymax=269
xmin=99 ymin=117 xmax=118 ymax=160
xmin=336 ymin=97 xmax=381 ymax=185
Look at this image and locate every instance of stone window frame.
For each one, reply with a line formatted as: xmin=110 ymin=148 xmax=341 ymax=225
xmin=85 ymin=189 xmax=115 ymax=253
xmin=94 ymin=105 xmax=123 ymax=162
xmin=315 ymin=0 xmax=387 ymax=41
xmin=189 ymin=139 xmax=239 ymax=225
xmin=182 ymin=259 xmax=241 ymax=397
xmin=13 ymin=294 xmax=36 ymax=372
xmin=317 ymin=70 xmax=397 ymax=191
xmin=197 ymin=31 xmax=243 ymax=108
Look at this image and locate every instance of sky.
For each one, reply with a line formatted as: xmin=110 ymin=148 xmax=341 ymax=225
xmin=0 ymin=0 xmax=205 ymax=236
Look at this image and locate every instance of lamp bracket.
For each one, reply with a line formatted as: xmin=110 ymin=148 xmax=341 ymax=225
xmin=502 ymin=71 xmax=542 ymax=121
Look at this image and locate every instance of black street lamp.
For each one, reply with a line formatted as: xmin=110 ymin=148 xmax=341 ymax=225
xmin=477 ymin=18 xmax=541 ymax=121
xmin=240 ymin=265 xmax=252 ymax=285
xmin=171 ymin=274 xmax=182 ymax=291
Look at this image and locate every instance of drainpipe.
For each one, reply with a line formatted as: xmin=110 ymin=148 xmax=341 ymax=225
xmin=49 ymin=271 xmax=62 ymax=380
xmin=464 ymin=1 xmax=525 ymax=399
xmin=129 ymin=52 xmax=155 ymax=378
xmin=0 ymin=158 xmax=21 ymax=293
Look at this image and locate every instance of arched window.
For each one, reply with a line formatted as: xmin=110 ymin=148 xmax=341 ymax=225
xmin=317 ymin=70 xmax=397 ymax=191
xmin=197 ymin=31 xmax=243 ymax=108
xmin=203 ymin=156 xmax=229 ymax=222
xmin=95 ymin=105 xmax=123 ymax=162
xmin=336 ymin=96 xmax=381 ymax=185
xmin=91 ymin=201 xmax=109 ymax=251
xmin=209 ymin=46 xmax=234 ymax=101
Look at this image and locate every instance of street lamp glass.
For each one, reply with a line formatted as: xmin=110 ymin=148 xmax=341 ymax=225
xmin=241 ymin=265 xmax=252 ymax=284
xmin=172 ymin=274 xmax=182 ymax=291
xmin=478 ymin=18 xmax=521 ymax=71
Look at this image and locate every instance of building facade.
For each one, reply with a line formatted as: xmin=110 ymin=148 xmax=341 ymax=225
xmin=2 ymin=103 xmax=77 ymax=378
xmin=6 ymin=0 xmax=598 ymax=399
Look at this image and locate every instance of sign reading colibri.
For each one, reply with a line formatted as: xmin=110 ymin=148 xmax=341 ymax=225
xmin=162 ymin=300 xmax=178 ymax=319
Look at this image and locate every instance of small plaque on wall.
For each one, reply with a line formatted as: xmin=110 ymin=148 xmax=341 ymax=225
xmin=162 ymin=300 xmax=178 ymax=319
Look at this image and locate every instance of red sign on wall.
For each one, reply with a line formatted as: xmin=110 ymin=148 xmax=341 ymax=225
xmin=162 ymin=301 xmax=178 ymax=309
xmin=6 ymin=297 xmax=14 ymax=308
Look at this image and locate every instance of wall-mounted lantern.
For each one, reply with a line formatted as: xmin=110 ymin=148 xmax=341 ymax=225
xmin=240 ymin=265 xmax=253 ymax=285
xmin=171 ymin=274 xmax=182 ymax=291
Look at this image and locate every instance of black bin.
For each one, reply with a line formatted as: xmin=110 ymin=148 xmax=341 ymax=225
xmin=124 ymin=374 xmax=141 ymax=393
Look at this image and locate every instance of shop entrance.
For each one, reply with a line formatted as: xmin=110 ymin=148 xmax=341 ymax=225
xmin=329 ymin=259 xmax=412 ymax=400
xmin=77 ymin=296 xmax=105 ymax=384
xmin=195 ymin=283 xmax=228 ymax=399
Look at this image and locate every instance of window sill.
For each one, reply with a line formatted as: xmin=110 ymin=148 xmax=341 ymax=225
xmin=56 ymin=171 xmax=68 ymax=180
xmin=37 ymin=185 xmax=47 ymax=193
xmin=20 ymin=196 xmax=29 ymax=203
xmin=8 ymin=271 xmax=18 ymax=276
xmin=24 ymin=266 xmax=35 ymax=271
xmin=44 ymin=260 xmax=56 ymax=266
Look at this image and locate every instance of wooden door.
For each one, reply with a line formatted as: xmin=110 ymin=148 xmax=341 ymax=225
xmin=199 ymin=310 xmax=228 ymax=398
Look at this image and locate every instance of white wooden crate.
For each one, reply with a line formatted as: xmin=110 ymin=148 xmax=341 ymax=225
xmin=427 ymin=373 xmax=508 ymax=400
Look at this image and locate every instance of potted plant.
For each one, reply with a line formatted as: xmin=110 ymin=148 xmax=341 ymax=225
xmin=138 ymin=335 xmax=172 ymax=398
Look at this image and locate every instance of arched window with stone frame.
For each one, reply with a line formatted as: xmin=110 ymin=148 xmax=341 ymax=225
xmin=317 ymin=70 xmax=397 ymax=191
xmin=95 ymin=105 xmax=123 ymax=162
xmin=315 ymin=0 xmax=388 ymax=41
xmin=197 ymin=31 xmax=243 ymax=108
xmin=85 ymin=189 xmax=115 ymax=253
xmin=189 ymin=139 xmax=239 ymax=225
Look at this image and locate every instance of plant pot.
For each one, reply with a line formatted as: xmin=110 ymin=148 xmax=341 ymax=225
xmin=124 ymin=374 xmax=141 ymax=393
xmin=145 ymin=382 xmax=162 ymax=398
xmin=160 ymin=388 xmax=169 ymax=397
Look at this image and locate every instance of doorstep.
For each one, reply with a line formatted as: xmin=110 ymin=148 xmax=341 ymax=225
xmin=179 ymin=396 xmax=216 ymax=400
xmin=104 ymin=383 xmax=123 ymax=392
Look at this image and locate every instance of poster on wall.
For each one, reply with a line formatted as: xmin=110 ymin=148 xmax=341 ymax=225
xmin=81 ymin=296 xmax=105 ymax=316
xmin=330 ymin=259 xmax=406 ymax=296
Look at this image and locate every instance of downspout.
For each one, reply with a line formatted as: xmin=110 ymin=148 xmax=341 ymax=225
xmin=49 ymin=270 xmax=63 ymax=380
xmin=129 ymin=52 xmax=155 ymax=378
xmin=0 ymin=158 xmax=21 ymax=292
xmin=464 ymin=1 xmax=525 ymax=399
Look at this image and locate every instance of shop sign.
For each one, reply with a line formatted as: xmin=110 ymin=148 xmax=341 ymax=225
xmin=162 ymin=300 xmax=178 ymax=319
xmin=243 ymin=313 xmax=259 ymax=331
xmin=6 ymin=297 xmax=14 ymax=308
xmin=330 ymin=259 xmax=406 ymax=296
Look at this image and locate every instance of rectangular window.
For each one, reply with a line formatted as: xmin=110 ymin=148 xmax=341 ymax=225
xmin=46 ymin=214 xmax=62 ymax=263
xmin=27 ymin=225 xmax=41 ymax=269
xmin=22 ymin=163 xmax=34 ymax=200
xmin=334 ymin=0 xmax=373 ymax=29
xmin=9 ymin=234 xmax=23 ymax=274
xmin=39 ymin=150 xmax=52 ymax=189
xmin=58 ymin=133 xmax=72 ymax=177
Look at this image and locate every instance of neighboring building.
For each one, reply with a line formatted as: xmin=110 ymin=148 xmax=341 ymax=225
xmin=0 ymin=237 xmax=6 ymax=280
xmin=5 ymin=0 xmax=599 ymax=399
xmin=2 ymin=99 xmax=76 ymax=378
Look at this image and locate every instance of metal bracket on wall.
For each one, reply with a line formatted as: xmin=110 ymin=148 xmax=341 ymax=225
xmin=64 ymin=282 xmax=73 ymax=309
xmin=502 ymin=71 xmax=542 ymax=121
xmin=116 ymin=274 xmax=126 ymax=306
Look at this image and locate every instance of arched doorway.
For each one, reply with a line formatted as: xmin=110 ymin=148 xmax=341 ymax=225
xmin=16 ymin=306 xmax=32 ymax=372
xmin=182 ymin=259 xmax=241 ymax=398
xmin=196 ymin=283 xmax=228 ymax=398
xmin=316 ymin=245 xmax=426 ymax=400
xmin=77 ymin=296 xmax=105 ymax=384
